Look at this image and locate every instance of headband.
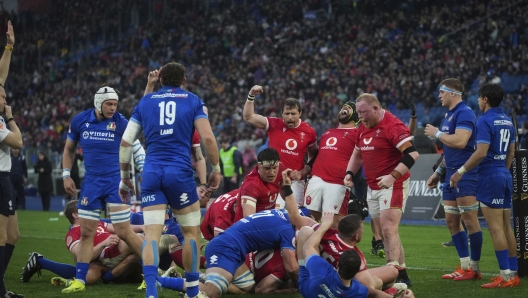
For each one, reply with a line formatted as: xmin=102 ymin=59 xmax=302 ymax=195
xmin=439 ymin=85 xmax=462 ymax=96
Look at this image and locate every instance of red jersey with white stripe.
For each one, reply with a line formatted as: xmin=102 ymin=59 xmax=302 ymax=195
xmin=245 ymin=249 xmax=288 ymax=284
xmin=192 ymin=130 xmax=200 ymax=147
xmin=312 ymin=127 xmax=358 ymax=184
xmin=355 ymin=111 xmax=412 ymax=190
xmin=65 ymin=221 xmax=111 ymax=252
xmin=234 ymin=162 xmax=286 ymax=221
xmin=266 ymin=117 xmax=317 ymax=171
xmin=200 ymin=190 xmax=238 ymax=241
xmin=314 ymin=224 xmax=367 ymax=272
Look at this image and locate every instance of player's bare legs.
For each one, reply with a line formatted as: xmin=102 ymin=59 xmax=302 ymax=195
xmin=201 ymin=267 xmax=234 ymax=298
xmin=142 ymin=204 xmax=165 ymax=298
xmin=6 ymin=212 xmax=19 ymax=246
xmin=109 ymin=205 xmax=143 ymax=256
xmin=173 ymin=201 xmax=202 ymax=298
xmin=379 ymin=209 xmax=402 ymax=264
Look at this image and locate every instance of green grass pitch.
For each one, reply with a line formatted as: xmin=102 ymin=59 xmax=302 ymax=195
xmin=6 ymin=211 xmax=526 ymax=297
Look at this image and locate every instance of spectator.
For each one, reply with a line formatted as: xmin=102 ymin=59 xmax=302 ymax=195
xmin=34 ymin=151 xmax=53 ymax=211
xmin=520 ymin=121 xmax=528 ymax=149
xmin=219 ymin=138 xmax=243 ymax=193
xmin=240 ymin=144 xmax=257 ymax=177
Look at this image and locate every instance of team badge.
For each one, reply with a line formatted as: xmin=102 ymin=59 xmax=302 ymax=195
xmin=300 ymin=132 xmax=305 ymax=142
xmin=81 ymin=197 xmax=89 ymax=206
xmin=107 ymin=122 xmax=116 ymax=131
xmin=343 ymin=132 xmax=349 ymax=138
xmin=376 ymin=129 xmax=381 ymax=137
xmin=447 ymin=115 xmax=453 ymax=122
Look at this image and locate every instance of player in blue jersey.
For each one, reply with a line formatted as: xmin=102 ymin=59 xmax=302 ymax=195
xmin=424 ymin=78 xmax=483 ymax=281
xmin=61 ymin=86 xmax=146 ymax=294
xmin=297 ymin=209 xmax=367 ymax=298
xmin=449 ymin=83 xmax=519 ymax=288
xmin=119 ymin=62 xmax=221 ymax=298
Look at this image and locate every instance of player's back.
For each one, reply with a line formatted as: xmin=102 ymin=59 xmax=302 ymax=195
xmin=201 ymin=190 xmax=238 ymax=240
xmin=245 ymin=249 xmax=288 ymax=284
xmin=477 ymin=108 xmax=515 ymax=174
xmin=316 ymin=225 xmax=367 ymax=271
xmin=131 ymin=86 xmax=207 ymax=170
xmin=221 ymin=209 xmax=295 ymax=255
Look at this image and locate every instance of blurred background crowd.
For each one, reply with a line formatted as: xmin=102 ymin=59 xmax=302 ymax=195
xmin=3 ymin=0 xmax=528 ymax=196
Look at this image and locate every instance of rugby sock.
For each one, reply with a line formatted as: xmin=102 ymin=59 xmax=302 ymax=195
xmin=0 ymin=246 xmax=6 ymax=294
xmin=39 ymin=257 xmax=76 ymax=278
xmin=468 ymin=231 xmax=483 ymax=264
xmin=156 ymin=276 xmax=184 ymax=291
xmin=495 ymin=250 xmax=510 ymax=280
xmin=143 ymin=265 xmax=159 ymax=298
xmin=75 ymin=262 xmax=89 ymax=284
xmin=452 ymin=231 xmax=469 ymax=264
xmin=186 ymin=239 xmax=199 ymax=297
xmin=102 ymin=270 xmax=115 ymax=283
xmin=3 ymin=243 xmax=14 ymax=271
xmin=508 ymin=256 xmax=518 ymax=277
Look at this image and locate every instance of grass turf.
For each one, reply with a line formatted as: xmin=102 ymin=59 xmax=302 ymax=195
xmin=7 ymin=210 xmax=526 ymax=297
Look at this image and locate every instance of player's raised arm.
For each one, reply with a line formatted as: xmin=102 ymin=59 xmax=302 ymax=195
xmin=281 ymin=169 xmax=316 ymax=228
xmin=242 ymin=85 xmax=268 ymax=129
xmin=143 ymin=69 xmax=159 ymax=96
xmin=0 ymin=20 xmax=14 ymax=86
xmin=302 ymin=210 xmax=333 ymax=258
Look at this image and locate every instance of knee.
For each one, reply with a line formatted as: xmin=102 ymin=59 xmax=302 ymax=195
xmin=7 ymin=228 xmax=20 ymax=244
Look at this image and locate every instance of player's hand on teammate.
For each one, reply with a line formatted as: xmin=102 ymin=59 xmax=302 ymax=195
xmin=320 ymin=210 xmax=334 ymax=230
xmin=449 ymin=171 xmax=462 ymax=188
xmin=249 ymin=85 xmax=263 ymax=96
xmin=343 ymin=172 xmax=354 ymax=188
xmin=119 ymin=179 xmax=135 ymax=203
xmin=424 ymin=124 xmax=439 ymax=138
xmin=103 ymin=235 xmax=120 ymax=247
xmin=63 ymin=177 xmax=77 ymax=198
xmin=376 ymin=174 xmax=396 ymax=189
xmin=6 ymin=20 xmax=14 ymax=46
xmin=147 ymin=69 xmax=159 ymax=84
xmin=290 ymin=170 xmax=302 ymax=181
xmin=426 ymin=173 xmax=440 ymax=189
xmin=282 ymin=169 xmax=293 ymax=186
xmin=201 ymin=171 xmax=221 ymax=202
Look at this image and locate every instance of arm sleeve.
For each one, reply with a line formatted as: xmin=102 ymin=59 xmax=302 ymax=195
xmin=0 ymin=118 xmax=9 ymax=142
xmin=193 ymin=99 xmax=208 ymax=121
xmin=389 ymin=121 xmax=412 ymax=149
xmin=279 ymin=227 xmax=296 ymax=251
xmin=476 ymin=118 xmax=492 ymax=144
xmin=455 ymin=109 xmax=476 ymax=133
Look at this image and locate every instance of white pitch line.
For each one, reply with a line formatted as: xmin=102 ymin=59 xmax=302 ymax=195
xmin=21 ymin=234 xmax=63 ymax=240
xmin=367 ymin=263 xmax=496 ymax=276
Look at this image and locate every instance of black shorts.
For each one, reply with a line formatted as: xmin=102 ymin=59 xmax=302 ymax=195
xmin=0 ymin=174 xmax=16 ymax=216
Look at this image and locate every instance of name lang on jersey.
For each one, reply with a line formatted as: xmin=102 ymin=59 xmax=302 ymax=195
xmin=160 ymin=128 xmax=173 ymax=135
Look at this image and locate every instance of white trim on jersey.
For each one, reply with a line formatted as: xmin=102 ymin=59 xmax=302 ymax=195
xmin=395 ymin=136 xmax=413 ymax=149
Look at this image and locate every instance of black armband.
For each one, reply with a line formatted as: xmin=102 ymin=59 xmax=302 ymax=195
xmin=346 ymin=170 xmax=355 ymax=180
xmin=400 ymin=145 xmax=417 ymax=169
xmin=281 ymin=185 xmax=293 ymax=197
xmin=305 ymin=149 xmax=319 ymax=168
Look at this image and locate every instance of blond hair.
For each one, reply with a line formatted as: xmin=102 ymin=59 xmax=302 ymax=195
xmin=356 ymin=93 xmax=381 ymax=107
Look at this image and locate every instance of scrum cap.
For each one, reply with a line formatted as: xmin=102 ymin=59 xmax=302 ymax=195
xmin=94 ymin=86 xmax=119 ymax=115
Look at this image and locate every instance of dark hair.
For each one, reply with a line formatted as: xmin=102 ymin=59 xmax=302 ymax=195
xmin=64 ymin=200 xmax=79 ymax=224
xmin=159 ymin=62 xmax=186 ymax=87
xmin=337 ymin=249 xmax=362 ymax=280
xmin=478 ymin=83 xmax=504 ymax=107
xmin=439 ymin=78 xmax=464 ymax=94
xmin=523 ymin=121 xmax=528 ymax=130
xmin=257 ymin=148 xmax=280 ymax=163
xmin=281 ymin=98 xmax=302 ymax=114
xmin=337 ymin=214 xmax=363 ymax=238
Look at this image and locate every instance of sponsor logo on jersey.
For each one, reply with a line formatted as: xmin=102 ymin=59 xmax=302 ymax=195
xmin=325 ymin=137 xmax=337 ymax=146
xmin=491 ymin=199 xmax=504 ymax=205
xmin=83 ymin=131 xmax=89 ymax=139
xmin=106 ymin=122 xmax=116 ymax=131
xmin=300 ymin=132 xmax=305 ymax=142
xmin=376 ymin=129 xmax=381 ymax=137
xmin=209 ymin=255 xmax=218 ymax=265
xmin=360 ymin=146 xmax=374 ymax=151
xmin=180 ymin=193 xmax=189 ymax=205
xmin=285 ymin=139 xmax=298 ymax=150
xmin=85 ymin=123 xmax=90 ymax=127
xmin=363 ymin=137 xmax=372 ymax=145
xmin=494 ymin=155 xmax=506 ymax=160
xmin=81 ymin=197 xmax=89 ymax=206
xmin=493 ymin=119 xmax=512 ymax=126
xmin=151 ymin=93 xmax=188 ymax=98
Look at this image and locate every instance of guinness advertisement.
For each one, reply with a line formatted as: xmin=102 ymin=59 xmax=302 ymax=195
xmin=511 ymin=150 xmax=528 ymax=277
xmin=403 ymin=154 xmax=442 ymax=220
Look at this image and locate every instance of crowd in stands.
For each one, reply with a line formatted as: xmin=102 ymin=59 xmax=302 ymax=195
xmin=2 ymin=0 xmax=527 ymax=165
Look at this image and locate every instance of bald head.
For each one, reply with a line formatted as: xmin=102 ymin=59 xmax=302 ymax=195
xmin=355 ymin=93 xmax=383 ymax=128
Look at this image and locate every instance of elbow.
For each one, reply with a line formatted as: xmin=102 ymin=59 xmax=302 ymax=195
xmin=242 ymin=113 xmax=251 ymax=122
xmin=13 ymin=139 xmax=23 ymax=150
xmin=455 ymin=141 xmax=468 ymax=150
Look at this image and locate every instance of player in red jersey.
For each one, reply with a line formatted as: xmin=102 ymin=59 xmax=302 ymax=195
xmin=243 ymin=85 xmax=317 ymax=206
xmin=344 ymin=94 xmax=419 ymax=286
xmin=200 ymin=190 xmax=238 ymax=241
xmin=244 ymin=249 xmax=296 ymax=294
xmin=281 ymin=169 xmax=400 ymax=295
xmin=304 ymin=101 xmax=359 ymax=228
xmin=234 ymin=148 xmax=287 ymax=221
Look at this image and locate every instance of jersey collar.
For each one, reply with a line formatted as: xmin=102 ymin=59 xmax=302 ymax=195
xmin=158 ymin=86 xmax=181 ymax=93
xmin=448 ymin=101 xmax=465 ymax=113
xmin=486 ymin=107 xmax=503 ymax=114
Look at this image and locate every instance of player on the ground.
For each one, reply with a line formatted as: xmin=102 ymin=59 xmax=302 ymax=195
xmin=425 ymin=78 xmax=483 ymax=281
xmin=200 ymin=190 xmax=238 ymax=241
xmin=61 ymin=86 xmax=146 ymax=294
xmin=304 ymin=101 xmax=359 ymax=228
xmin=449 ymin=83 xmax=520 ymax=288
xmin=244 ymin=249 xmax=296 ymax=294
xmin=234 ymin=148 xmax=286 ymax=221
xmin=243 ymin=85 xmax=317 ymax=206
xmin=119 ymin=62 xmax=221 ymax=298
xmin=344 ymin=93 xmax=418 ymax=286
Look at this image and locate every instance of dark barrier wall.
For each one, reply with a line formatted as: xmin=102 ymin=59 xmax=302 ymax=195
xmin=511 ymin=149 xmax=528 ymax=277
xmin=403 ymin=154 xmax=442 ymax=220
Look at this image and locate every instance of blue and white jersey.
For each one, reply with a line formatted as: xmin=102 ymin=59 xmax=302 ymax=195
xmin=221 ymin=209 xmax=296 ymax=255
xmin=441 ymin=102 xmax=477 ymax=171
xmin=130 ymin=86 xmax=207 ymax=172
xmin=476 ymin=107 xmax=515 ymax=175
xmin=67 ymin=109 xmax=128 ymax=177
